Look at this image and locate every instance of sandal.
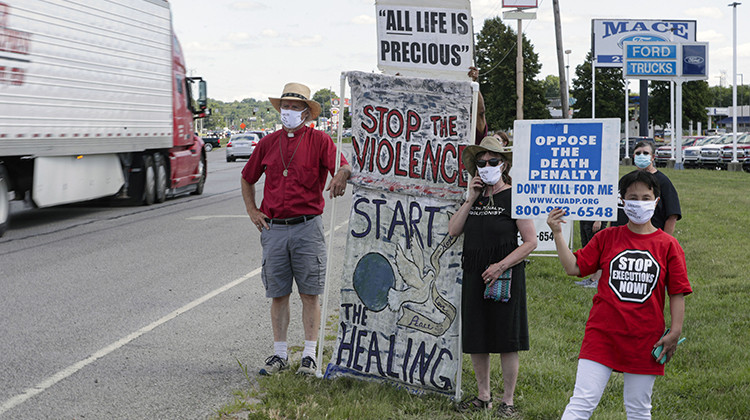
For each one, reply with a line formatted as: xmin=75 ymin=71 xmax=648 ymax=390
xmin=497 ymin=402 xmax=520 ymax=418
xmin=455 ymin=395 xmax=492 ymax=412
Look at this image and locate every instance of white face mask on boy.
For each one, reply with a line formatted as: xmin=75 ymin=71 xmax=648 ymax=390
xmin=622 ymin=199 xmax=659 ymax=225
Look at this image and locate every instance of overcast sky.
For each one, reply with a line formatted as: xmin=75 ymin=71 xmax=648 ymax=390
xmin=169 ymin=0 xmax=749 ymax=102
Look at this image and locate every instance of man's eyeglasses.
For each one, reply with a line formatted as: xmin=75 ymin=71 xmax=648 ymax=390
xmin=634 ymin=151 xmax=651 ymax=156
xmin=476 ymin=158 xmax=502 ymax=168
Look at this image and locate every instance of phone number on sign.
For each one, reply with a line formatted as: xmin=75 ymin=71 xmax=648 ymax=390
xmin=515 ymin=205 xmax=614 ymax=218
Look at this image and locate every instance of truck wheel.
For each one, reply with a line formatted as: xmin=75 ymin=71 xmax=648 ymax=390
xmin=153 ymin=153 xmax=167 ymax=203
xmin=0 ymin=164 xmax=9 ymax=237
xmin=191 ymin=154 xmax=206 ymax=195
xmin=204 ymin=143 xmax=213 ymax=152
xmin=142 ymin=154 xmax=156 ymax=205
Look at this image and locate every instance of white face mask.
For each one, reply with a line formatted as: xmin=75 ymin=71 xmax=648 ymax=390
xmin=622 ymin=199 xmax=658 ymax=225
xmin=634 ymin=154 xmax=652 ymax=169
xmin=477 ymin=163 xmax=503 ymax=185
xmin=281 ymin=107 xmax=307 ymax=129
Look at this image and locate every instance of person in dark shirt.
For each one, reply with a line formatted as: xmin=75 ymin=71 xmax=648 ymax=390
xmin=612 ymin=141 xmax=681 ymax=235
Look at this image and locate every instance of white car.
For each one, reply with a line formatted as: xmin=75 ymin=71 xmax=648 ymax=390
xmin=226 ymin=133 xmax=260 ymax=162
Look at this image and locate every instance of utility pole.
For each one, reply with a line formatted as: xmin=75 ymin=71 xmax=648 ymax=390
xmin=503 ymin=4 xmax=537 ymax=121
xmin=516 ymin=19 xmax=524 ymax=121
xmin=552 ymin=0 xmax=569 ymax=118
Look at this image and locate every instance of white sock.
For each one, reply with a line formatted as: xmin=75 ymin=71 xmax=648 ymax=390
xmin=303 ymin=340 xmax=317 ymax=359
xmin=274 ymin=341 xmax=287 ymax=360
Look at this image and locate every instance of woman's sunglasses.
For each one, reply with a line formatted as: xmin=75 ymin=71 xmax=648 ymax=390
xmin=475 ymin=158 xmax=502 ymax=168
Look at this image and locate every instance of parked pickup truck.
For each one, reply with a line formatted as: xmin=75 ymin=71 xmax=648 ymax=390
xmin=718 ymin=133 xmax=750 ymax=169
xmin=683 ymin=136 xmax=721 ymax=168
xmin=654 ymin=136 xmax=703 ymax=167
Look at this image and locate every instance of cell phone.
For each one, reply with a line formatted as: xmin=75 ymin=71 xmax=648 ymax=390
xmin=651 ymin=328 xmax=687 ymax=364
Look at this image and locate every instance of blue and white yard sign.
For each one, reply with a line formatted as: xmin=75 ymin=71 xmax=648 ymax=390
xmin=511 ymin=119 xmax=620 ymax=221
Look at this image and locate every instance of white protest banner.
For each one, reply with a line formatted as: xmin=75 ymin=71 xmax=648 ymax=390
xmin=510 ymin=119 xmax=621 ymax=221
xmin=325 ymin=71 xmax=472 ymax=396
xmin=376 ymin=0 xmax=473 ymax=81
xmin=523 ymin=218 xmax=573 ymax=253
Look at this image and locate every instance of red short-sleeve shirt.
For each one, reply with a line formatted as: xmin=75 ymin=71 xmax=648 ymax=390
xmin=241 ymin=126 xmax=348 ymax=219
xmin=573 ymin=225 xmax=692 ymax=375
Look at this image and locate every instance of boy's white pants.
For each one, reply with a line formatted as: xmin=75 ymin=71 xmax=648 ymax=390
xmin=561 ymin=359 xmax=656 ymax=420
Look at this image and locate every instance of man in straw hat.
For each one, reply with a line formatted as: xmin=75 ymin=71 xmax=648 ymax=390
xmin=241 ymin=82 xmax=351 ymax=376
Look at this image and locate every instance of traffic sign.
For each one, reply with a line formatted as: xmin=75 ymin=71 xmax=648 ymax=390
xmin=330 ymin=107 xmax=340 ymax=116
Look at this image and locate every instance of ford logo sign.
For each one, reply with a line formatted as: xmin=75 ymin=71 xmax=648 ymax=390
xmin=617 ymin=34 xmax=668 ymax=48
xmin=684 ymin=56 xmax=704 ymax=65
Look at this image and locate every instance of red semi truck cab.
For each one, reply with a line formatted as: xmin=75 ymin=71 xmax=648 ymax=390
xmin=0 ymin=0 xmax=208 ymax=237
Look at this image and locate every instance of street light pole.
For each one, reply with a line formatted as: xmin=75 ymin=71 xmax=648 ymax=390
xmin=730 ymin=2 xmax=741 ymax=168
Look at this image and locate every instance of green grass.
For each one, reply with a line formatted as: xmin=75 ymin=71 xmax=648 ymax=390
xmin=214 ymin=167 xmax=750 ymax=420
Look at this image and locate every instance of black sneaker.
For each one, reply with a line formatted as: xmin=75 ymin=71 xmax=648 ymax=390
xmin=296 ymin=356 xmax=317 ymax=376
xmin=259 ymin=355 xmax=288 ymax=376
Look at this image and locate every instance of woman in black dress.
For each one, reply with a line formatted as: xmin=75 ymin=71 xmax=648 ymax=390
xmin=448 ymin=135 xmax=537 ymax=417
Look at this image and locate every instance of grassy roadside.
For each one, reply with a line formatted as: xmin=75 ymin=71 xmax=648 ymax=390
xmin=214 ymin=167 xmax=750 ymax=420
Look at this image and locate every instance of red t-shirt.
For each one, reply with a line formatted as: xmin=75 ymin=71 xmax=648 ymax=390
xmin=573 ymin=225 xmax=692 ymax=375
xmin=241 ymin=126 xmax=348 ymax=219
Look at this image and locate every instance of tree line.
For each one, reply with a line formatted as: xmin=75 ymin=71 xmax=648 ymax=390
xmin=204 ymin=16 xmax=734 ymax=134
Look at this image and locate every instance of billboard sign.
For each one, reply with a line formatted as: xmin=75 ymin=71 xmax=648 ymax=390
xmin=591 ymin=19 xmax=696 ymax=68
xmin=623 ymin=42 xmax=708 ymax=80
xmin=502 ymin=0 xmax=538 ymax=7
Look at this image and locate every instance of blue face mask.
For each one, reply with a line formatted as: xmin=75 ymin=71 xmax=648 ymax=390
xmin=634 ymin=154 xmax=652 ymax=169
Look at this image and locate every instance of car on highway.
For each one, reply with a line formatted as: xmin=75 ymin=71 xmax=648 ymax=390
xmin=201 ymin=134 xmax=221 ymax=152
xmin=226 ymin=132 xmax=260 ymax=162
xmin=654 ymin=136 xmax=703 ymax=167
xmin=683 ymin=136 xmax=721 ymax=168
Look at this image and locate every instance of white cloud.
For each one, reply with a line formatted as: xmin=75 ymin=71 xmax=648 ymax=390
xmin=227 ymin=32 xmax=252 ymax=42
xmin=230 ymin=1 xmax=268 ymax=11
xmin=698 ymin=29 xmax=725 ymax=44
xmin=261 ymin=29 xmax=279 ymax=38
xmin=352 ymin=15 xmax=375 ymax=25
xmin=287 ymin=34 xmax=323 ymax=47
xmin=684 ymin=7 xmax=723 ymax=20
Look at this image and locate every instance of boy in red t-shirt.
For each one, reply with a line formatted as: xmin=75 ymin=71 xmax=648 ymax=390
xmin=547 ymin=170 xmax=691 ymax=419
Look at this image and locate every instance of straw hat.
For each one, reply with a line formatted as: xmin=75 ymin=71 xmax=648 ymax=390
xmin=462 ymin=136 xmax=513 ymax=177
xmin=269 ymin=82 xmax=322 ymax=119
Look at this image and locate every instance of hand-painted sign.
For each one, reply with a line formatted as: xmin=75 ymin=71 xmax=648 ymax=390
xmin=326 ymin=71 xmax=472 ymax=396
xmin=375 ymin=0 xmax=473 ymax=80
xmin=591 ymin=19 xmax=696 ymax=68
xmin=511 ymin=119 xmax=620 ymax=221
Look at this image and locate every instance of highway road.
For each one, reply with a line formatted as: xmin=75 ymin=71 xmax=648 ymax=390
xmin=0 ymin=144 xmax=352 ymax=419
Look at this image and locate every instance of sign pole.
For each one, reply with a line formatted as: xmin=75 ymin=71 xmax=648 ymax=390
xmin=591 ymin=57 xmax=596 ymax=118
xmin=516 ymin=18 xmax=524 ymax=120
xmin=675 ymin=79 xmax=684 ymax=170
xmin=316 ymin=72 xmax=347 ymax=377
xmin=624 ymin=79 xmax=629 ymax=161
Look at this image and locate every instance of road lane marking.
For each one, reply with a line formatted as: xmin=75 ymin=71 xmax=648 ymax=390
xmin=186 ymin=215 xmax=248 ymax=220
xmin=0 ymin=219 xmax=349 ymax=415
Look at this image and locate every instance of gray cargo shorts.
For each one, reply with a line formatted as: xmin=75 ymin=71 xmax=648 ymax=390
xmin=260 ymin=215 xmax=326 ymax=298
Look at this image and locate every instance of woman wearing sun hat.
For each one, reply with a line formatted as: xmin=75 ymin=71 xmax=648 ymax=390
xmin=448 ymin=135 xmax=537 ymax=418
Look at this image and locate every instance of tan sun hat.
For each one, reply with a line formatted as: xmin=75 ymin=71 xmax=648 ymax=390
xmin=462 ymin=136 xmax=513 ymax=177
xmin=269 ymin=82 xmax=322 ymax=119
